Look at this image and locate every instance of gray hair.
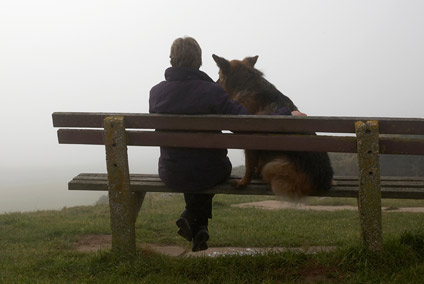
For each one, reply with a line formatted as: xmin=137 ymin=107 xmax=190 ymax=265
xmin=170 ymin=37 xmax=202 ymax=69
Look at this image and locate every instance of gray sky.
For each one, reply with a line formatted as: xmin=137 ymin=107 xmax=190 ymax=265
xmin=1 ymin=0 xmax=423 ymax=213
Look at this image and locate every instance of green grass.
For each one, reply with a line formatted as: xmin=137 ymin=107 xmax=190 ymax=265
xmin=1 ymin=194 xmax=424 ymax=283
xmin=302 ymin=196 xmax=424 ymax=208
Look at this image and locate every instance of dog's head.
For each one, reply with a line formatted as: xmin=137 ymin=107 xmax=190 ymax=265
xmin=212 ymin=54 xmax=261 ymax=94
xmin=213 ymin=54 xmax=298 ymax=114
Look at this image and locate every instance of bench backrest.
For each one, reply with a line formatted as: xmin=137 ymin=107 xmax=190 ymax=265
xmin=53 ymin=112 xmax=424 ymax=155
xmin=53 ymin=112 xmax=424 ymax=254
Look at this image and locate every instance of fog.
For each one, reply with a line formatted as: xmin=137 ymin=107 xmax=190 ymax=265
xmin=1 ymin=0 xmax=423 ymax=213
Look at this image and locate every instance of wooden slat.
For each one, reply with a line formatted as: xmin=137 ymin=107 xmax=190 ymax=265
xmin=68 ymin=173 xmax=424 ymax=199
xmin=379 ymin=137 xmax=424 ymax=155
xmin=57 ymin=129 xmax=424 ymax=155
xmin=334 ymin=180 xmax=424 ymax=188
xmin=74 ymin=173 xmax=424 ymax=183
xmin=334 ymin=176 xmax=424 ymax=182
xmin=127 ymin=131 xmax=358 ymax=153
xmin=58 ymin=129 xmax=356 ymax=152
xmin=52 ymin=112 xmax=424 ymax=135
xmin=57 ymin=129 xmax=104 ymax=145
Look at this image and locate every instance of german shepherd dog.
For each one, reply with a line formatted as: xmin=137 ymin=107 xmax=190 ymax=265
xmin=212 ymin=54 xmax=333 ymax=198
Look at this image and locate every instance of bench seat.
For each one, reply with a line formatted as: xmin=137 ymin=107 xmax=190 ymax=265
xmin=53 ymin=112 xmax=424 ymax=253
xmin=70 ymin=173 xmax=424 ymax=199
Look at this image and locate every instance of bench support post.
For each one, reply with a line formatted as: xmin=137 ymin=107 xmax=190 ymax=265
xmin=355 ymin=120 xmax=383 ymax=252
xmin=104 ymin=116 xmax=145 ymax=255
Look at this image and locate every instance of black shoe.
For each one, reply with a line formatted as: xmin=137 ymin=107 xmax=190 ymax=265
xmin=176 ymin=216 xmax=192 ymax=241
xmin=192 ymin=225 xmax=209 ymax=252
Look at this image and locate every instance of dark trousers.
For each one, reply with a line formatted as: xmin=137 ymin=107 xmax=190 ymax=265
xmin=183 ymin=193 xmax=214 ymax=226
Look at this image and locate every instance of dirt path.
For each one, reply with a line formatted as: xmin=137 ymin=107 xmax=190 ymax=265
xmin=233 ymin=200 xmax=424 ymax=213
xmin=74 ymin=234 xmax=336 ymax=256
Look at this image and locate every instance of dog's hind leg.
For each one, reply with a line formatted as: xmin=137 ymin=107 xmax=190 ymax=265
xmin=234 ymin=150 xmax=259 ymax=189
xmin=261 ymin=158 xmax=313 ymax=199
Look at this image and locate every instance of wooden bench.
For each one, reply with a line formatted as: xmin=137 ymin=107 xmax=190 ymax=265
xmin=52 ymin=112 xmax=424 ymax=254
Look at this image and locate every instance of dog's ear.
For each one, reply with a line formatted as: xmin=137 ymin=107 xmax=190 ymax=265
xmin=212 ymin=54 xmax=231 ymax=74
xmin=243 ymin=55 xmax=259 ymax=67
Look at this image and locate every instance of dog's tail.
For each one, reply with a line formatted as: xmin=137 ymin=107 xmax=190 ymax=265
xmin=261 ymin=158 xmax=313 ymax=199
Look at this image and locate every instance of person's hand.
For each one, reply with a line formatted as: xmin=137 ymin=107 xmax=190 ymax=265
xmin=291 ymin=110 xmax=307 ymax=117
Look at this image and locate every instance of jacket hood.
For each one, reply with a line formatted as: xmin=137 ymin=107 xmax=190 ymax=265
xmin=164 ymin=67 xmax=214 ymax=82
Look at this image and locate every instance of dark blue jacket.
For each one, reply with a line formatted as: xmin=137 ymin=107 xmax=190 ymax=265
xmin=149 ymin=67 xmax=249 ymax=190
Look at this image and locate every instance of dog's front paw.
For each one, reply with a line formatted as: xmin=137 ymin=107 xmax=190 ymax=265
xmin=232 ymin=179 xmax=248 ymax=189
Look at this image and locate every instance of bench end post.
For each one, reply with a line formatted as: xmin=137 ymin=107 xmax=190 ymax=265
xmin=104 ymin=116 xmax=144 ymax=255
xmin=355 ymin=120 xmax=383 ymax=252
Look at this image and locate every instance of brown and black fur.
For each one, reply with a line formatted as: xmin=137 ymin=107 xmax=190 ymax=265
xmin=213 ymin=54 xmax=333 ymax=198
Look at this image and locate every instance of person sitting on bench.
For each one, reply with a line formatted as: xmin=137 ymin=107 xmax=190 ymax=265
xmin=149 ymin=36 xmax=305 ymax=252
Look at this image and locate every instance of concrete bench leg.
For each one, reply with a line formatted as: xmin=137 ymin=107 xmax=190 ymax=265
xmin=355 ymin=120 xmax=383 ymax=252
xmin=104 ymin=116 xmax=145 ymax=255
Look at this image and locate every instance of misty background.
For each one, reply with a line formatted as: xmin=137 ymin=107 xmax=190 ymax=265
xmin=1 ymin=0 xmax=423 ymax=213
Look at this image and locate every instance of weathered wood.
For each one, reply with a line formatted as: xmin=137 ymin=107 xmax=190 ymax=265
xmin=57 ymin=129 xmax=424 ymax=155
xmin=379 ymin=137 xmax=424 ymax=155
xmin=356 ymin=121 xmax=383 ymax=252
xmin=57 ymin=129 xmax=104 ymax=145
xmin=68 ymin=173 xmax=424 ymax=199
xmin=52 ymin=112 xmax=424 ymax=135
xmin=104 ymin=116 xmax=144 ymax=255
xmin=74 ymin=173 xmax=424 ymax=183
xmin=334 ymin=176 xmax=424 ymax=182
xmin=53 ymin=112 xmax=424 ymax=255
